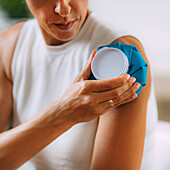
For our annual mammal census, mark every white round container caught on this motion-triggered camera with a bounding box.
[91,47,129,79]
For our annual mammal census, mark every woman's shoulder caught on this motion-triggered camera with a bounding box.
[0,21,26,81]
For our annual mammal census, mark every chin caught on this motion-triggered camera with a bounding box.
[54,32,77,43]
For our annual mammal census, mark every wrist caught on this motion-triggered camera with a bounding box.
[37,100,76,131]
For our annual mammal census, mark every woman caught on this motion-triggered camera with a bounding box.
[0,0,153,169]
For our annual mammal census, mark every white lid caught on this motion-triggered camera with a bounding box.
[91,47,129,79]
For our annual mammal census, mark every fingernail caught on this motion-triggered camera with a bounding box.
[132,77,136,83]
[136,83,141,88]
[132,93,137,99]
[127,74,130,80]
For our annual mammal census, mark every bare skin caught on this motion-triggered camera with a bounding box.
[0,0,150,169]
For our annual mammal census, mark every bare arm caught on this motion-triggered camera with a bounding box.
[0,56,12,131]
[0,22,25,132]
[0,24,141,170]
[0,32,75,166]
[0,23,75,169]
[90,36,151,170]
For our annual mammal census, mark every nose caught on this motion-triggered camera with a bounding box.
[54,0,71,17]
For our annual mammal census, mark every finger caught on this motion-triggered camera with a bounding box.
[95,92,137,116]
[81,50,97,79]
[94,77,136,103]
[111,93,138,108]
[101,82,140,109]
[97,81,140,108]
[73,50,97,83]
[96,90,139,115]
[86,74,130,92]
[112,82,141,105]
[96,99,116,115]
[120,93,138,105]
[94,100,115,116]
[101,93,137,114]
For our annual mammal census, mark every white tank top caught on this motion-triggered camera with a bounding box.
[11,12,158,170]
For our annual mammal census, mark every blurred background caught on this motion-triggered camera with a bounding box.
[0,0,170,169]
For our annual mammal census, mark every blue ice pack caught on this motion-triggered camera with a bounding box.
[89,42,148,96]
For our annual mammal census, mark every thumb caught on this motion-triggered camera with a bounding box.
[74,50,97,82]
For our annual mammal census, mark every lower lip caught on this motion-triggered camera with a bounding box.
[54,21,75,31]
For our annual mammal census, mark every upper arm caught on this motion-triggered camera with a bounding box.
[0,57,13,132]
[0,21,25,132]
[90,36,150,170]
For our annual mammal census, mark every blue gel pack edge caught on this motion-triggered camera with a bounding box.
[89,42,148,96]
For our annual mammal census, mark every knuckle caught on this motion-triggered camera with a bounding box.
[126,95,133,102]
[115,97,121,103]
[80,82,88,94]
[128,96,134,102]
[113,90,120,98]
[83,96,94,106]
[120,78,127,86]
[108,80,113,89]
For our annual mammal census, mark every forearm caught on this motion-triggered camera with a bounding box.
[0,101,75,170]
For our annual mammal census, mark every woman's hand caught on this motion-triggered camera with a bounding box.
[58,50,141,124]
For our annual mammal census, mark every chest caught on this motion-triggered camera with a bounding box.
[12,45,91,123]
